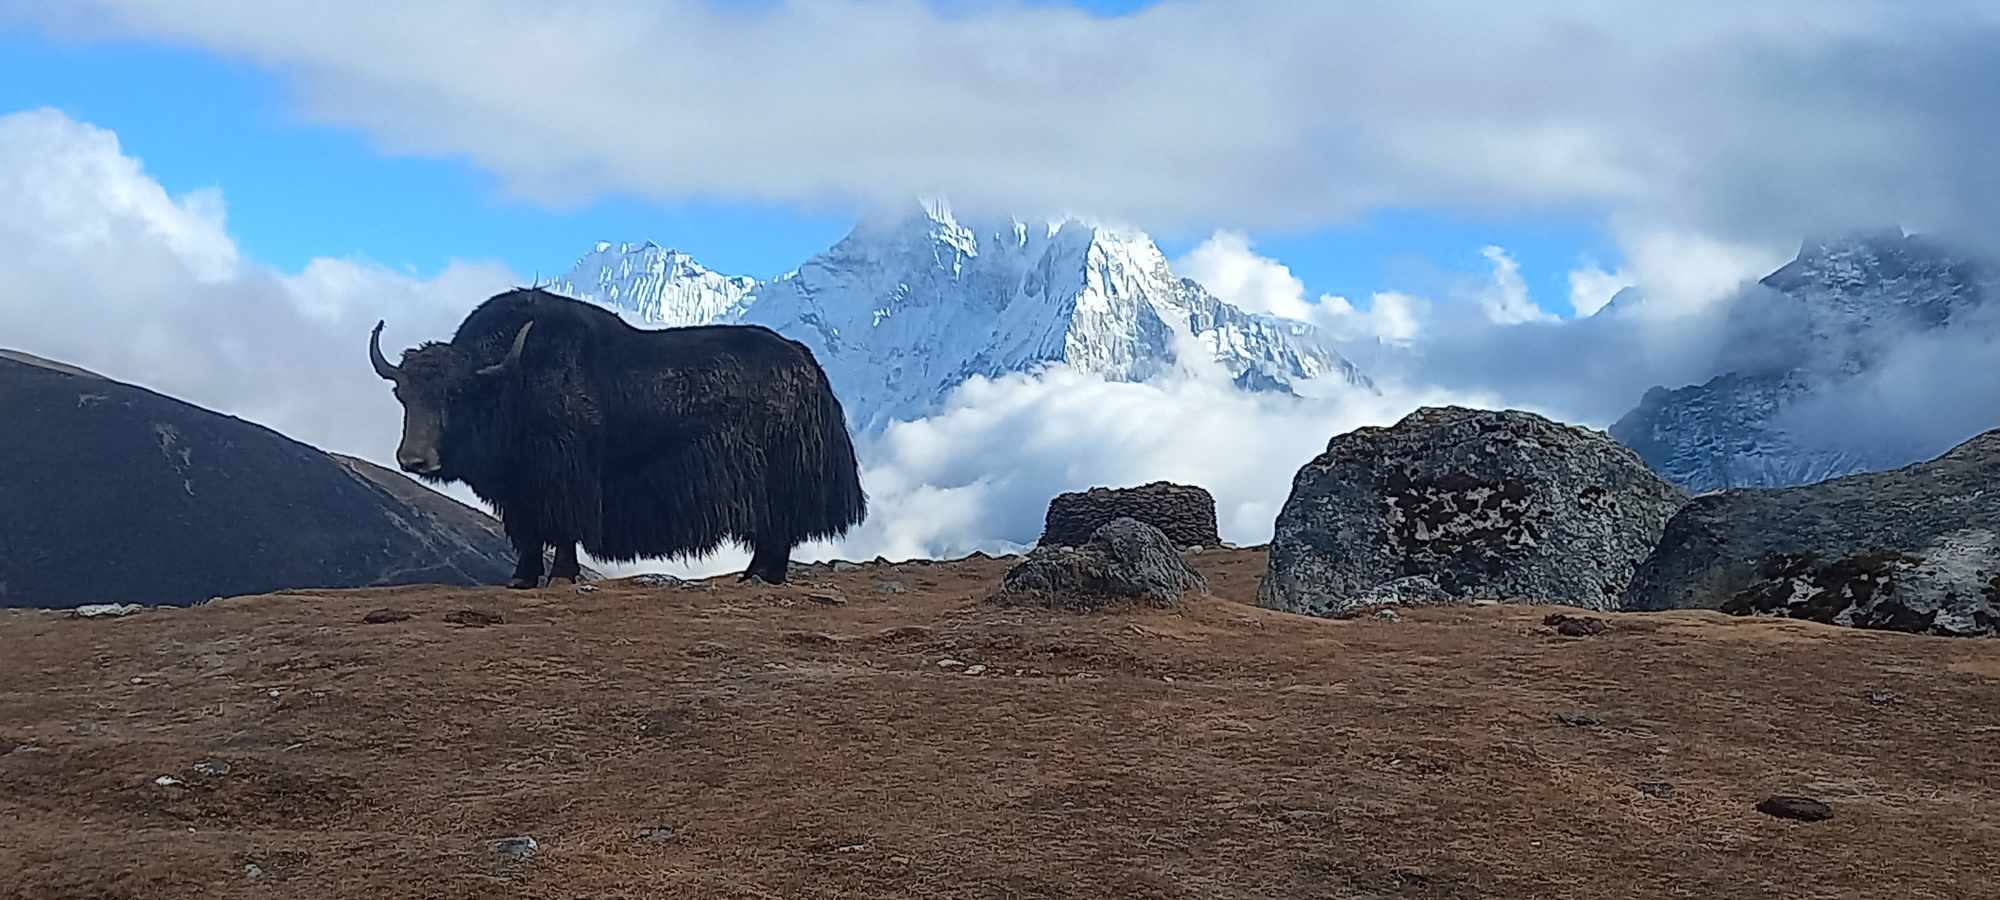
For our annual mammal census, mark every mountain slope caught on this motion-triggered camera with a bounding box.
[1609,229,1999,493]
[0,352,534,608]
[550,200,1373,432]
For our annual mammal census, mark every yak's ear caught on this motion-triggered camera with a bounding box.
[476,320,534,377]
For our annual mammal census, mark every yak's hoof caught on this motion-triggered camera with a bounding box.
[507,577,540,590]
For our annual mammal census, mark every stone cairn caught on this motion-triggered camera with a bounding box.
[1038,481,1221,550]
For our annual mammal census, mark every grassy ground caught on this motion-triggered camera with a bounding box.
[3,548,1996,899]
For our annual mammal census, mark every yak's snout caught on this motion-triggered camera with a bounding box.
[397,449,440,475]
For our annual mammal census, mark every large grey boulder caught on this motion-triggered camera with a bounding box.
[1038,481,1221,549]
[1258,406,1688,617]
[1623,429,2000,636]
[993,518,1207,611]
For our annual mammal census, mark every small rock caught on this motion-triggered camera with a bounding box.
[490,836,539,860]
[1866,691,1896,705]
[1375,608,1402,622]
[362,608,411,624]
[1756,795,1833,822]
[831,561,862,573]
[871,625,933,643]
[193,760,230,777]
[782,630,840,647]
[153,775,184,787]
[575,584,599,594]
[631,573,684,587]
[72,603,143,618]
[637,825,676,843]
[444,609,505,627]
[243,864,264,880]
[874,579,910,594]
[1553,711,1602,728]
[129,676,144,685]
[808,592,847,606]
[1636,782,1676,799]
[266,689,282,699]
[963,664,987,676]
[937,658,966,670]
[1544,612,1606,637]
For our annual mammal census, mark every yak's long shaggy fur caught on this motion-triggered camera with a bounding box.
[381,287,867,585]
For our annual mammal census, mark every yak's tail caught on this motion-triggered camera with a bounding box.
[785,361,868,543]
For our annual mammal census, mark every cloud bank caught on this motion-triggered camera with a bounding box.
[12,1,2000,250]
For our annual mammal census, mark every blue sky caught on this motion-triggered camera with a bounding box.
[0,15,1620,312]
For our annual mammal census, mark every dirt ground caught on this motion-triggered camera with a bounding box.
[3,548,1997,899]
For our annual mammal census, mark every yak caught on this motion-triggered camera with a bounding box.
[368,287,867,588]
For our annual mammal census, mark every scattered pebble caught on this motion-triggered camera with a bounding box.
[129,676,144,685]
[631,573,684,587]
[782,630,840,647]
[444,609,505,627]
[963,664,987,676]
[1636,782,1676,799]
[637,825,676,843]
[243,864,264,881]
[874,579,910,595]
[575,584,599,594]
[936,658,966,670]
[831,561,862,573]
[1554,711,1602,728]
[1756,795,1832,822]
[361,608,411,624]
[490,836,539,860]
[1866,691,1896,705]
[1375,608,1402,622]
[153,775,184,787]
[193,760,230,777]
[808,592,847,606]
[266,689,282,699]
[1543,613,1607,637]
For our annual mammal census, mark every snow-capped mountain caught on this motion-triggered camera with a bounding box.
[1609,228,1998,493]
[550,199,1373,432]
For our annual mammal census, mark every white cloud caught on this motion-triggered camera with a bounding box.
[0,107,516,503]
[1567,261,1631,317]
[1472,245,1555,325]
[1174,230,1423,344]
[15,1,2000,249]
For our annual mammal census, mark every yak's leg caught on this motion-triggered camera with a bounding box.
[548,541,582,585]
[506,522,545,590]
[741,532,793,585]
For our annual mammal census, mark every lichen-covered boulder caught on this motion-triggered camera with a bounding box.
[1038,481,1221,550]
[1623,429,2000,636]
[1258,406,1687,617]
[994,518,1207,611]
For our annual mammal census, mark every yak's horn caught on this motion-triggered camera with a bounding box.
[369,320,402,381]
[477,320,534,376]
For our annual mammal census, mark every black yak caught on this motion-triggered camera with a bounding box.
[368,287,867,587]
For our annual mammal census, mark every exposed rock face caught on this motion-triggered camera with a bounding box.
[1623,429,2000,636]
[1258,406,1688,617]
[1038,481,1221,549]
[993,518,1207,611]
[0,351,538,609]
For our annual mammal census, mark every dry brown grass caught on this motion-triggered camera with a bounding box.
[3,549,1996,899]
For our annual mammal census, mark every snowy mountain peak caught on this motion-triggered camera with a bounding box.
[1612,227,1999,493]
[554,201,1373,432]
[551,240,756,327]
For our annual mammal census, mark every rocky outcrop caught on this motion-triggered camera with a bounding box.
[1258,406,1688,617]
[1038,481,1221,549]
[0,351,535,609]
[993,518,1207,611]
[1623,429,2000,636]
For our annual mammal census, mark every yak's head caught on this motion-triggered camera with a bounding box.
[369,319,533,478]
